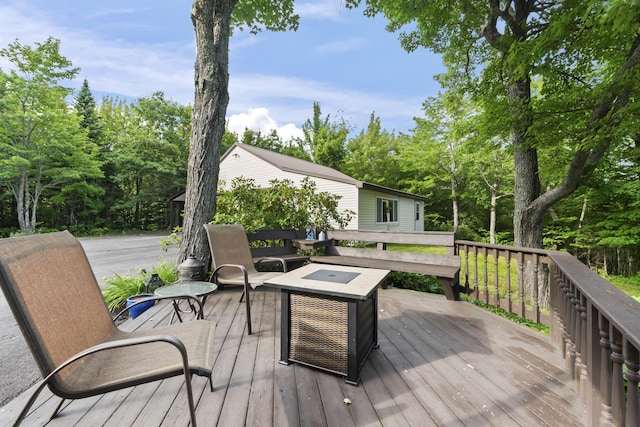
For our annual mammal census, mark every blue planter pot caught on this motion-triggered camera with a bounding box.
[126,294,155,319]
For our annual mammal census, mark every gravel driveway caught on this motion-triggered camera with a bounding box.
[0,233,179,407]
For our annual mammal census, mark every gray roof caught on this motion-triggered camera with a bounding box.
[223,143,429,202]
[224,143,359,185]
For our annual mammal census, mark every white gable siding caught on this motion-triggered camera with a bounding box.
[218,146,286,188]
[219,146,359,229]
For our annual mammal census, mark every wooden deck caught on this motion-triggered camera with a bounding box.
[0,286,586,426]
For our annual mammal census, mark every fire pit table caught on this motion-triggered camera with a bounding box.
[265,263,389,385]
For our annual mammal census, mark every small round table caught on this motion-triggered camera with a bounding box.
[154,281,217,322]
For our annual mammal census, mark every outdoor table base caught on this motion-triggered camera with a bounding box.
[266,264,389,386]
[154,280,217,323]
[279,288,378,385]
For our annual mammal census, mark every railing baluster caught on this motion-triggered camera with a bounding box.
[506,250,512,314]
[463,244,470,293]
[493,248,500,307]
[611,327,625,425]
[533,253,540,323]
[579,293,588,401]
[567,282,577,377]
[573,287,583,393]
[518,251,525,317]
[473,246,479,300]
[483,247,489,304]
[599,314,614,426]
[625,341,639,427]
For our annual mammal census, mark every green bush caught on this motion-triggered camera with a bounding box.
[386,271,443,294]
[102,262,178,312]
[214,176,353,232]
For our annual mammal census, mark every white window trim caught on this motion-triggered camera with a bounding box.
[376,197,399,224]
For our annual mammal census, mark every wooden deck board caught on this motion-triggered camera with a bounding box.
[0,286,587,426]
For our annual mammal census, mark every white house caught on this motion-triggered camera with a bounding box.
[215,143,427,231]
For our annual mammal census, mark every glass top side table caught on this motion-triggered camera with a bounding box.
[154,280,217,322]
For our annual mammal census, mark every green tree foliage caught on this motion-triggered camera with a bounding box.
[414,91,513,242]
[47,78,107,228]
[239,128,311,161]
[214,176,353,233]
[547,138,640,275]
[99,92,191,229]
[347,0,640,250]
[75,79,102,142]
[342,113,403,189]
[0,38,102,233]
[299,102,348,170]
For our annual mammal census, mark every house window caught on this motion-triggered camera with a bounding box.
[376,197,398,223]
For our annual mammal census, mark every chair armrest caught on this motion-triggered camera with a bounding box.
[112,294,204,322]
[14,333,193,426]
[211,264,249,284]
[254,257,288,272]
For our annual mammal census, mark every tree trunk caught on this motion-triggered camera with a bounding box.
[489,187,497,244]
[179,0,236,268]
[578,196,588,229]
[509,77,542,249]
[451,172,459,233]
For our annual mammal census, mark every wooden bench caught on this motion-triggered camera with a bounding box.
[246,229,310,271]
[310,229,464,301]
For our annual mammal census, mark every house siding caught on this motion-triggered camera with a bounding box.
[219,145,359,229]
[358,189,422,232]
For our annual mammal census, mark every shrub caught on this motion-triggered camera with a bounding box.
[386,271,443,294]
[102,262,178,312]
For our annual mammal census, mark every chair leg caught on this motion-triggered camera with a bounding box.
[183,370,197,427]
[244,282,252,335]
[50,398,66,420]
[13,379,52,426]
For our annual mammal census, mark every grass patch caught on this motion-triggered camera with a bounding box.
[465,298,550,334]
[606,275,640,300]
[387,243,447,255]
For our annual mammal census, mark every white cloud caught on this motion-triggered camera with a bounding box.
[227,108,304,141]
[0,1,431,135]
[228,74,424,132]
[296,0,349,21]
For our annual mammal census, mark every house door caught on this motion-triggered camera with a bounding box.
[414,202,423,231]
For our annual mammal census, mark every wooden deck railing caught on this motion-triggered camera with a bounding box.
[455,240,640,427]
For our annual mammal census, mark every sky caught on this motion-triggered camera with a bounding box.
[0,0,446,140]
